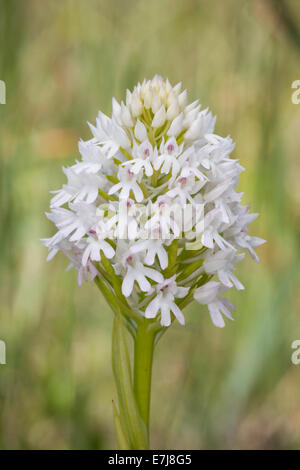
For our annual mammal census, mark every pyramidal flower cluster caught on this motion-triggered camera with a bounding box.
[43,76,265,328]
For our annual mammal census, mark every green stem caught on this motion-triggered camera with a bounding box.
[133,319,155,444]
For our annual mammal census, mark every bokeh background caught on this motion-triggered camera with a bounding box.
[1,0,300,449]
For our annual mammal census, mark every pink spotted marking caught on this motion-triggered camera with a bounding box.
[143,148,150,158]
[167,144,175,154]
[178,177,187,187]
[126,255,134,265]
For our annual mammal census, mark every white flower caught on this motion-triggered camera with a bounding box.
[109,166,144,202]
[184,108,216,141]
[46,202,98,244]
[130,229,169,270]
[200,208,234,250]
[154,137,183,177]
[233,233,265,263]
[115,199,146,240]
[82,233,115,266]
[178,146,207,181]
[223,205,266,263]
[65,244,99,286]
[194,281,234,328]
[43,76,264,327]
[122,140,155,177]
[76,262,98,286]
[145,196,181,239]
[89,111,130,157]
[203,249,245,290]
[73,140,109,174]
[145,277,189,326]
[50,168,105,208]
[166,175,203,206]
[120,252,163,297]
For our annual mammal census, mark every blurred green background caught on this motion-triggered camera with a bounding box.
[0,0,300,449]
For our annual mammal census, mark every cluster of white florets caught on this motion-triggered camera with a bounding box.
[43,76,264,328]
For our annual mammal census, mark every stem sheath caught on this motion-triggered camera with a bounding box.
[133,320,155,440]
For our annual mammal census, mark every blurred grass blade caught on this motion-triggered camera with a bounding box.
[112,401,131,450]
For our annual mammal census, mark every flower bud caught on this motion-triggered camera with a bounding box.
[152,105,166,128]
[167,112,183,137]
[134,120,148,141]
